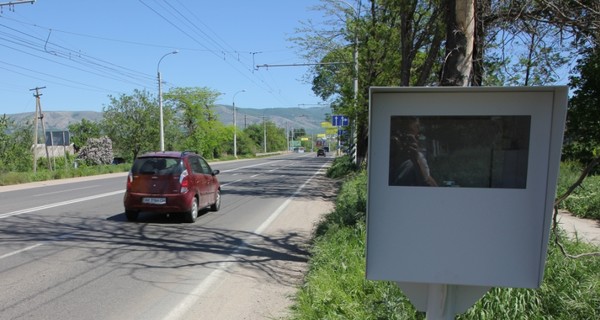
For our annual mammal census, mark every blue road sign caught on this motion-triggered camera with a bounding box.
[332,115,349,127]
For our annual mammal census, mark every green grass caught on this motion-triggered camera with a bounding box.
[289,167,600,320]
[557,161,600,220]
[0,152,261,186]
[290,222,423,320]
[0,163,130,186]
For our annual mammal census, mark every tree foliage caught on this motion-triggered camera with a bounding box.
[293,0,598,163]
[244,121,287,153]
[102,89,161,160]
[563,48,600,165]
[164,87,225,158]
[68,118,102,150]
[0,115,33,172]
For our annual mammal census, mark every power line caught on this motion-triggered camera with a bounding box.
[139,0,301,106]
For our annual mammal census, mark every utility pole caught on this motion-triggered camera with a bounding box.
[30,86,52,172]
[263,116,267,153]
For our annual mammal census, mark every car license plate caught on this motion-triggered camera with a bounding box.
[142,197,166,205]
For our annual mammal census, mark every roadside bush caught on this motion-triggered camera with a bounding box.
[562,176,600,220]
[326,155,357,179]
[0,163,130,186]
[557,161,600,220]
[315,170,367,237]
[556,161,582,198]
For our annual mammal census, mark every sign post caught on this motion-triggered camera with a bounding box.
[366,87,568,318]
[332,115,349,155]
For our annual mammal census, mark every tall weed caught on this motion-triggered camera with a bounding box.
[315,170,367,237]
[326,155,357,179]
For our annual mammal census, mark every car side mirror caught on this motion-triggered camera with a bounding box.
[212,169,220,176]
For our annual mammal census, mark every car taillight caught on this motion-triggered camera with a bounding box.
[179,170,189,193]
[126,171,133,190]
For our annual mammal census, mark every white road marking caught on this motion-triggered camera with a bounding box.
[220,179,242,187]
[33,185,99,197]
[0,243,44,260]
[0,190,124,219]
[219,162,267,173]
[0,232,77,260]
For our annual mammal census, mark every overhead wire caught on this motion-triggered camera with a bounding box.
[1,23,155,84]
[140,0,298,106]
[0,60,122,94]
[0,17,158,94]
[0,32,152,89]
[0,2,311,108]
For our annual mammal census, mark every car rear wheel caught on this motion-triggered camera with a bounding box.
[125,210,138,222]
[184,197,199,223]
[210,190,221,212]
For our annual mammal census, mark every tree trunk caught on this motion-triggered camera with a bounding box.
[441,0,475,86]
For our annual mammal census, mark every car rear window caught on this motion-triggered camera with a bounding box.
[131,157,182,176]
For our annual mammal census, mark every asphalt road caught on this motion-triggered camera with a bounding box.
[0,153,334,320]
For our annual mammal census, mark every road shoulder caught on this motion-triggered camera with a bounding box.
[181,168,338,319]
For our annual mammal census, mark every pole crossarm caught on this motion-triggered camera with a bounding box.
[0,0,35,7]
[255,62,350,69]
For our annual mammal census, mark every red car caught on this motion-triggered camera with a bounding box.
[123,151,221,223]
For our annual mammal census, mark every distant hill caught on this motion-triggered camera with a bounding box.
[5,105,331,135]
[213,104,331,135]
[6,111,104,131]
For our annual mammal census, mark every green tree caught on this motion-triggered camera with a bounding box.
[164,87,222,158]
[236,128,259,156]
[294,0,446,164]
[563,48,600,165]
[266,122,287,152]
[292,128,307,140]
[244,121,286,153]
[0,115,33,172]
[68,118,102,149]
[102,89,161,160]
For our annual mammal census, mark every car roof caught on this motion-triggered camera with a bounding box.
[137,151,199,159]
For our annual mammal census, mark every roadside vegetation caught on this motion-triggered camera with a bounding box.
[289,157,600,319]
[557,161,600,220]
[0,87,298,187]
[0,157,130,186]
[0,149,252,186]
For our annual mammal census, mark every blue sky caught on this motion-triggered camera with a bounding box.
[0,0,330,115]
